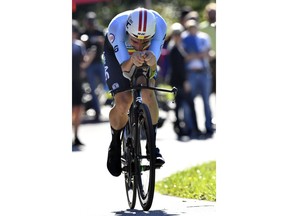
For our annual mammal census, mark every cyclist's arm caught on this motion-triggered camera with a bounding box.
[123,49,158,71]
[121,57,134,72]
[148,11,167,61]
[107,12,132,69]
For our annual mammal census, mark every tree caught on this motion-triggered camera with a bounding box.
[73,0,216,28]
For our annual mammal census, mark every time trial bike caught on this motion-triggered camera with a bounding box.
[120,64,177,211]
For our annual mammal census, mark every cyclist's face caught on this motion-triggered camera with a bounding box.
[129,36,151,51]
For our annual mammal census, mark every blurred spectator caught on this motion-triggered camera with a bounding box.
[167,23,202,140]
[199,2,216,94]
[180,6,193,26]
[183,10,199,24]
[72,20,86,149]
[158,6,193,82]
[80,11,106,122]
[157,6,196,85]
[182,19,215,138]
[72,19,97,149]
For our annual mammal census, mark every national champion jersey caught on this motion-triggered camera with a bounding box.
[106,10,167,65]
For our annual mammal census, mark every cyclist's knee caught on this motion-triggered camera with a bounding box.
[142,89,156,102]
[114,92,132,110]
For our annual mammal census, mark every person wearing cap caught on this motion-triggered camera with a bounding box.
[103,7,167,177]
[181,19,215,139]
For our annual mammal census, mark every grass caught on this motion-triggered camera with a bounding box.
[155,161,216,201]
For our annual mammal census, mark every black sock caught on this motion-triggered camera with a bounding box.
[110,126,123,145]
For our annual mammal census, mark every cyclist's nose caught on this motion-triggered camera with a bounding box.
[134,43,144,51]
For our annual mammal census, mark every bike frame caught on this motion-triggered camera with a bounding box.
[121,66,177,211]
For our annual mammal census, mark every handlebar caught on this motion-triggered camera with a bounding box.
[111,64,178,100]
[131,85,178,101]
[130,64,178,99]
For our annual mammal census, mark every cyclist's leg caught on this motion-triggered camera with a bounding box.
[141,78,158,125]
[107,91,132,176]
[104,35,133,176]
[109,92,132,130]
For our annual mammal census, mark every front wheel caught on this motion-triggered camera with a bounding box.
[134,103,156,211]
[122,126,137,209]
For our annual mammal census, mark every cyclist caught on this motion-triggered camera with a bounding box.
[104,7,167,177]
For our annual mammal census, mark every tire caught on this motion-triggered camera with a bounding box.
[134,103,156,211]
[122,126,137,209]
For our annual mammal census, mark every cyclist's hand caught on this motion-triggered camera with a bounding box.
[142,51,156,67]
[131,51,146,67]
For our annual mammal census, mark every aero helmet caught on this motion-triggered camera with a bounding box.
[126,8,156,39]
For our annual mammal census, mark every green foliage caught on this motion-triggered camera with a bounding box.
[156,84,175,102]
[154,0,216,24]
[155,161,216,201]
[73,0,216,28]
